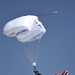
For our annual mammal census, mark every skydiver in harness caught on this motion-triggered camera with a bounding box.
[32,62,42,75]
[33,70,42,75]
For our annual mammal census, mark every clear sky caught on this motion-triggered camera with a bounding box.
[0,0,75,75]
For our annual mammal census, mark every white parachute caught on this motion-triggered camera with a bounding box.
[3,15,46,68]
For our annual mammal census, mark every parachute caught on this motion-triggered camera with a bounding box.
[3,15,46,68]
[52,11,57,14]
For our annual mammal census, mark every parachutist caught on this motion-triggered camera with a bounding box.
[33,70,42,75]
[32,63,42,75]
[51,11,58,15]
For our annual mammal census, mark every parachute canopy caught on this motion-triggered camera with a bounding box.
[52,11,57,14]
[3,15,46,43]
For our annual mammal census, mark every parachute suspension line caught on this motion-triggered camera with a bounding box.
[18,42,33,64]
[23,43,34,65]
[22,41,40,65]
[30,29,43,65]
[23,46,33,64]
[31,39,40,64]
[32,38,42,70]
[22,34,43,65]
[35,38,42,64]
[17,38,43,66]
[18,40,40,65]
[30,30,39,64]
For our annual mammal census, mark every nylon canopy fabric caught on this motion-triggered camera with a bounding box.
[3,15,46,42]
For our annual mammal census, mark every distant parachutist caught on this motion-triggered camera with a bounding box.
[52,11,58,15]
[32,62,42,75]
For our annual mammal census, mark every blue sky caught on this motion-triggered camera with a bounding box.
[0,0,75,75]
